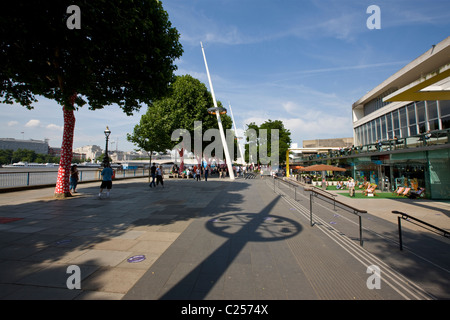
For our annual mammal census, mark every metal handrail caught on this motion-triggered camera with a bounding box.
[392,210,450,250]
[295,128,450,163]
[275,176,367,246]
[0,167,151,191]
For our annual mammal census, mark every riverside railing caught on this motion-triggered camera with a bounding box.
[0,167,152,189]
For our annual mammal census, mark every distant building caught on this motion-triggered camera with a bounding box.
[303,138,353,149]
[0,138,49,154]
[73,145,102,161]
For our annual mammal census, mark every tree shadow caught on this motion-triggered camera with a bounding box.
[0,178,251,299]
[148,195,303,299]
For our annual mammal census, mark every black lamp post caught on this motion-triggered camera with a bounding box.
[103,126,111,167]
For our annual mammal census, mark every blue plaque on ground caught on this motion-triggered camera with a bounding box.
[127,255,146,263]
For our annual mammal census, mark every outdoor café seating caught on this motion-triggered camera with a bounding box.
[364,184,377,196]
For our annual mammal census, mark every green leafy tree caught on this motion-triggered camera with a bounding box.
[140,75,233,166]
[127,103,174,178]
[0,0,182,197]
[12,149,36,163]
[0,150,13,165]
[245,120,291,165]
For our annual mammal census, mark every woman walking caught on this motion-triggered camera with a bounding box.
[156,165,164,188]
[69,165,79,193]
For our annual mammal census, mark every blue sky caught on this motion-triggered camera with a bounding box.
[2,0,450,152]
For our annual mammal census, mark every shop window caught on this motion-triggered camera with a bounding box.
[376,118,382,140]
[416,101,426,123]
[407,103,416,125]
[427,101,438,119]
[441,115,450,130]
[371,120,376,143]
[381,116,387,139]
[418,122,427,134]
[401,127,408,138]
[439,100,450,117]
[427,101,439,131]
[429,119,439,131]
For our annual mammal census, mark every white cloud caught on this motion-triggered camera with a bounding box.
[8,121,18,126]
[25,119,41,128]
[46,124,63,131]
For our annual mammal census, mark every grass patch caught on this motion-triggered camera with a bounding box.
[337,191,405,199]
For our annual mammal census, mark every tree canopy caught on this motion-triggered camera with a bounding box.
[245,119,291,165]
[0,0,183,112]
[126,102,174,164]
[128,75,235,163]
[0,0,183,196]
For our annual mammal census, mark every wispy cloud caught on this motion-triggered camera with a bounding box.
[271,60,410,80]
[25,119,41,128]
[46,124,63,131]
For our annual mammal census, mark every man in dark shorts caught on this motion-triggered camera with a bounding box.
[149,162,157,188]
[99,163,114,198]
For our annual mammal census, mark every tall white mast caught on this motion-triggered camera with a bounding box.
[201,42,235,180]
[228,102,245,165]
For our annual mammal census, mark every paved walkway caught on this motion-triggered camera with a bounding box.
[0,175,449,300]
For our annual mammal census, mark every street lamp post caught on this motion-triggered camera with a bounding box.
[103,126,111,167]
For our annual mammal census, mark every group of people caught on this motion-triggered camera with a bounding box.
[149,163,164,188]
[68,161,241,198]
[69,163,115,198]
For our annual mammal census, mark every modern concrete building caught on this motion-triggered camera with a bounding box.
[303,138,353,149]
[352,36,450,145]
[0,138,49,154]
[294,36,450,200]
[349,36,450,199]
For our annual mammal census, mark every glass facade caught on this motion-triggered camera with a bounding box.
[355,100,450,145]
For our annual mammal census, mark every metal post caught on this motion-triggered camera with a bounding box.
[398,216,403,251]
[294,186,297,201]
[310,192,313,226]
[359,215,363,246]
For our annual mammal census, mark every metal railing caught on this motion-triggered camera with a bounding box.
[294,128,450,163]
[392,210,450,250]
[0,168,152,190]
[274,177,367,246]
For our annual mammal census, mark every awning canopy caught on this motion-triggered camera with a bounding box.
[384,63,450,102]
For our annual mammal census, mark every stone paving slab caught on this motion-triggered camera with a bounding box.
[0,176,449,301]
[124,177,446,300]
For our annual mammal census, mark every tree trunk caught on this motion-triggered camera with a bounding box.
[54,104,76,198]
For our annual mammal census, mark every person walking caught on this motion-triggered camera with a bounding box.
[204,165,209,181]
[156,165,164,188]
[348,178,355,197]
[69,165,79,193]
[149,162,157,188]
[98,163,113,198]
[196,167,201,181]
